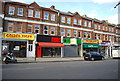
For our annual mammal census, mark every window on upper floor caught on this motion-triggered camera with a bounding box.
[67,29,71,37]
[102,26,105,30]
[84,32,87,38]
[98,25,101,30]
[51,14,55,21]
[34,25,40,33]
[88,32,91,39]
[61,28,65,36]
[35,11,40,18]
[94,34,97,39]
[83,21,87,27]
[61,16,65,23]
[50,27,55,35]
[16,23,22,32]
[43,26,48,35]
[67,17,71,24]
[116,29,118,33]
[112,28,114,32]
[106,27,108,31]
[28,9,33,17]
[74,19,77,25]
[97,34,100,40]
[94,24,97,29]
[18,8,23,16]
[44,12,49,20]
[78,20,82,25]
[9,6,15,15]
[8,22,14,32]
[88,22,91,27]
[73,30,77,37]
[78,31,81,38]
[27,24,32,33]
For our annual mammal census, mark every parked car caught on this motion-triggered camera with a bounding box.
[84,52,104,61]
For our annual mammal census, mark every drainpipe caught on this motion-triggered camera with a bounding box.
[80,38,83,57]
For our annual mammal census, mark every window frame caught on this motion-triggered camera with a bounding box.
[35,11,40,18]
[16,22,22,32]
[66,29,71,37]
[43,26,49,35]
[34,25,40,33]
[67,17,71,24]
[27,24,32,33]
[61,28,65,36]
[9,6,15,15]
[28,9,33,17]
[8,22,14,32]
[74,19,77,25]
[50,27,55,35]
[61,16,65,23]
[44,12,49,20]
[51,14,55,21]
[18,8,23,16]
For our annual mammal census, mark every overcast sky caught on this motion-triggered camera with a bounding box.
[10,0,119,24]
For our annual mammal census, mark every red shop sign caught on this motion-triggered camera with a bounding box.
[51,37,61,43]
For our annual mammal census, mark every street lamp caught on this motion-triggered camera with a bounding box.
[114,1,120,8]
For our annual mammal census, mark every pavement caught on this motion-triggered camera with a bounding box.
[16,56,111,63]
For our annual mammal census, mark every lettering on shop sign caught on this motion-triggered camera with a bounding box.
[83,40,98,44]
[3,33,34,40]
[51,37,61,43]
[88,45,98,48]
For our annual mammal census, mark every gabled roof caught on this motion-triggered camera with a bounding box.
[73,12,81,16]
[82,15,93,21]
[60,11,73,16]
[29,2,41,8]
[5,1,28,6]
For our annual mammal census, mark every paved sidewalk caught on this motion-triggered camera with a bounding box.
[16,57,84,63]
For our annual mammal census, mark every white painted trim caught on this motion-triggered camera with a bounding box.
[0,14,4,18]
[5,17,58,26]
[93,31,116,35]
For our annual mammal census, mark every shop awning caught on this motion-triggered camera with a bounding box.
[37,42,64,47]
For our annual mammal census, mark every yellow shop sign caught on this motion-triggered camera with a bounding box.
[2,33,34,40]
[83,40,98,44]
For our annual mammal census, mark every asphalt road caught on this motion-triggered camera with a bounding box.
[2,59,119,79]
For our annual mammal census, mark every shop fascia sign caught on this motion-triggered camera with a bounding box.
[2,33,34,40]
[70,38,77,45]
[99,42,110,46]
[83,40,99,44]
[83,43,100,48]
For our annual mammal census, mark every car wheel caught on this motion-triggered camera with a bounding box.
[102,57,105,60]
[91,58,95,61]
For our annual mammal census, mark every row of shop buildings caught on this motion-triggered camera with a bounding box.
[0,1,120,58]
[1,32,119,58]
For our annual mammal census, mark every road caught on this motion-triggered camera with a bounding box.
[2,59,119,79]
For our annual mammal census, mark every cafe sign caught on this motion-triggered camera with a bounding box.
[83,40,98,44]
[2,33,34,40]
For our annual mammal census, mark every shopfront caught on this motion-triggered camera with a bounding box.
[36,35,64,57]
[62,38,82,57]
[2,33,35,57]
[83,40,100,56]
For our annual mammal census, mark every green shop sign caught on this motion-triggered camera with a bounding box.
[77,39,82,44]
[83,43,100,48]
[62,38,70,43]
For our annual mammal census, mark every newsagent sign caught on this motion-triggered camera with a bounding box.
[2,33,34,40]
[83,40,99,44]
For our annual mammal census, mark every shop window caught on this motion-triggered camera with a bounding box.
[78,31,81,38]
[8,22,14,32]
[28,9,33,17]
[61,16,65,23]
[50,27,55,35]
[44,12,49,20]
[88,22,91,27]
[28,45,32,51]
[18,8,23,16]
[9,6,15,15]
[74,30,77,37]
[67,17,71,24]
[61,29,65,36]
[16,23,22,32]
[74,19,77,25]
[94,24,97,29]
[43,26,48,35]
[83,21,87,27]
[35,11,40,18]
[67,29,71,37]
[27,24,32,33]
[51,14,55,21]
[78,20,82,25]
[34,25,40,33]
[88,32,91,39]
[98,25,101,30]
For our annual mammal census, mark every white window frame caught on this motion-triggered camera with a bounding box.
[98,25,101,30]
[112,28,114,32]
[44,12,49,20]
[78,20,82,25]
[61,16,65,23]
[94,24,97,29]
[67,17,71,24]
[84,32,87,38]
[51,14,55,21]
[18,8,23,16]
[34,25,40,33]
[35,11,40,18]
[43,26,48,35]
[27,24,32,33]
[8,22,14,32]
[88,32,91,39]
[16,22,22,32]
[28,9,33,17]
[78,31,81,38]
[88,22,91,27]
[73,30,77,37]
[61,29,65,36]
[9,6,15,15]
[67,29,71,37]
[74,19,77,25]
[83,21,87,27]
[50,27,55,35]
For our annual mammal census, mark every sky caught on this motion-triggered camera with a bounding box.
[10,0,119,24]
